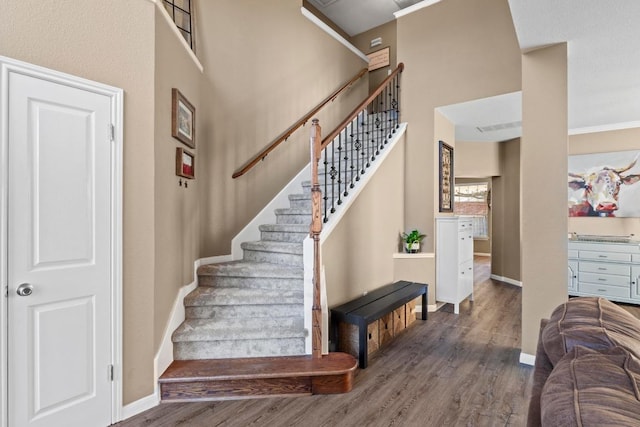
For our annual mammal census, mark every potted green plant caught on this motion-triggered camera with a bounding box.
[401,229,426,253]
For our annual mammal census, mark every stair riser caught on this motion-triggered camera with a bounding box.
[186,293,303,307]
[186,304,303,319]
[174,338,306,360]
[288,198,311,209]
[275,213,311,225]
[260,230,308,243]
[160,377,312,402]
[243,249,303,266]
[198,275,302,290]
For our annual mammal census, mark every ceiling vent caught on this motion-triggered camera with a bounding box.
[476,120,522,133]
[312,0,339,7]
[393,0,423,9]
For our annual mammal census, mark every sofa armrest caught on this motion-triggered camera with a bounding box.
[527,318,552,427]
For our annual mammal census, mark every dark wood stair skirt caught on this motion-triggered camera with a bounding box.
[159,352,358,402]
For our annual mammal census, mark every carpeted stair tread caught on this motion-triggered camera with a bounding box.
[197,260,303,279]
[241,240,303,254]
[274,207,312,216]
[172,317,305,342]
[259,223,309,233]
[184,286,303,306]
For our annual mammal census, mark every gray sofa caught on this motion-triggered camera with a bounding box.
[528,297,640,426]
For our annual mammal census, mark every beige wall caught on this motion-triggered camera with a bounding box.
[456,141,501,178]
[491,139,521,281]
[521,43,568,356]
[196,0,369,256]
[0,0,158,403]
[323,135,406,307]
[397,0,521,252]
[393,255,436,307]
[153,8,205,350]
[568,127,640,238]
[351,20,398,93]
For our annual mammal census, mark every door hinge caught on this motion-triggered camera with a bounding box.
[109,124,115,142]
[108,364,114,381]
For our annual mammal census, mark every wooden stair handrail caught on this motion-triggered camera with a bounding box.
[232,67,368,179]
[320,63,404,151]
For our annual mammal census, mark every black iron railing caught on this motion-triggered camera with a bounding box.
[317,63,404,223]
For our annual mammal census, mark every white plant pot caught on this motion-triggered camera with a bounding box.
[406,242,420,253]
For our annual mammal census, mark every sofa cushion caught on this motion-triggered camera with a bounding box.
[541,346,640,427]
[541,297,640,365]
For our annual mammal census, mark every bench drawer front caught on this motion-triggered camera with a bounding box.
[406,299,418,327]
[380,313,394,346]
[393,306,406,335]
[367,321,379,354]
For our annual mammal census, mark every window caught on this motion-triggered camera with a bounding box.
[454,183,489,239]
[163,0,194,49]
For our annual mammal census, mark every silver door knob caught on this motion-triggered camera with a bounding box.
[16,283,33,297]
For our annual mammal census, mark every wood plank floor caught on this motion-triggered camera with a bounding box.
[114,256,534,426]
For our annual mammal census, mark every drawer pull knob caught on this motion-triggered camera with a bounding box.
[598,278,607,281]
[598,255,608,258]
[598,267,607,271]
[598,289,607,292]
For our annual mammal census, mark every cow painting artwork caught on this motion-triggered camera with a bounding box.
[568,150,640,217]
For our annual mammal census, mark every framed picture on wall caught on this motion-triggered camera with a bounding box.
[176,147,195,179]
[439,140,454,212]
[172,88,196,148]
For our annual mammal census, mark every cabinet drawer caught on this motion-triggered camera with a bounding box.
[458,220,472,231]
[580,272,630,287]
[579,261,630,276]
[579,251,631,262]
[579,282,630,299]
[633,254,640,263]
[568,249,579,259]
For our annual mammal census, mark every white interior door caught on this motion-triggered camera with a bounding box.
[6,68,114,427]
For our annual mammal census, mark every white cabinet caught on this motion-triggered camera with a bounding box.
[568,240,640,304]
[436,217,474,314]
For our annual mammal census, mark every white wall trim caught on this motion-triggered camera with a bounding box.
[232,164,311,260]
[301,7,370,63]
[474,252,491,257]
[393,252,435,259]
[569,120,640,135]
[519,352,536,366]
[490,274,522,287]
[394,0,443,19]
[150,0,204,73]
[121,393,159,421]
[0,56,124,427]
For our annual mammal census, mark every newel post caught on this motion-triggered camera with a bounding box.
[310,118,323,358]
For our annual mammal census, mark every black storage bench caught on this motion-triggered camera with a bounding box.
[330,281,428,369]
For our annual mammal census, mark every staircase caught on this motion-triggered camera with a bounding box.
[160,64,405,401]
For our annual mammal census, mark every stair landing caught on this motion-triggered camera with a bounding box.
[159,352,358,402]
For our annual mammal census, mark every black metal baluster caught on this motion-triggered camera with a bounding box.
[336,134,343,206]
[349,122,356,188]
[375,93,382,155]
[330,140,337,214]
[323,148,329,223]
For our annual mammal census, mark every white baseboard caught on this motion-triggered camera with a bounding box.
[121,392,159,421]
[490,274,522,287]
[519,352,535,366]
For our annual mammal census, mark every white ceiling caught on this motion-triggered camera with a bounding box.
[308,0,640,142]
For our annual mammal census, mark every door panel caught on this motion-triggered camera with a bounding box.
[7,71,112,427]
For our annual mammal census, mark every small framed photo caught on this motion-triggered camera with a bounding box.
[176,147,195,179]
[172,88,195,148]
[439,140,454,212]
